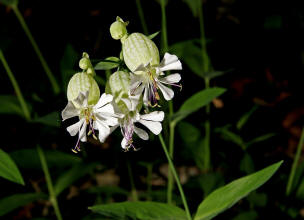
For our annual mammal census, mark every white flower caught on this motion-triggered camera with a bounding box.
[130,53,182,107]
[62,91,119,153]
[119,110,165,151]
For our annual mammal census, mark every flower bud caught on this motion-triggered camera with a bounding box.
[79,52,95,76]
[122,33,159,74]
[110,16,128,40]
[67,72,100,106]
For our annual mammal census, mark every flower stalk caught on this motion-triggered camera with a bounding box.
[11,5,60,95]
[159,134,192,220]
[37,146,63,220]
[0,49,31,121]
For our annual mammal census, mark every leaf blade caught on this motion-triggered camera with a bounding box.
[90,201,187,220]
[0,149,24,185]
[194,161,283,220]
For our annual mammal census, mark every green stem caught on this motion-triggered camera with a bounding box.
[0,50,31,121]
[160,0,168,53]
[37,146,63,220]
[198,1,212,170]
[204,78,211,170]
[167,122,175,204]
[135,0,148,35]
[127,160,138,201]
[12,5,60,95]
[159,134,192,220]
[286,127,304,196]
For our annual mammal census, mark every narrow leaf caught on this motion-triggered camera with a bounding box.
[246,133,276,148]
[54,162,99,196]
[194,161,283,220]
[95,57,120,70]
[236,106,258,130]
[0,193,47,216]
[90,201,187,220]
[173,88,226,123]
[148,31,160,40]
[0,149,24,185]
[31,112,61,127]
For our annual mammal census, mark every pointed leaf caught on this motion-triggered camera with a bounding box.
[95,57,120,70]
[90,201,187,220]
[194,161,283,220]
[236,106,258,130]
[148,31,160,40]
[32,112,61,127]
[173,88,226,123]
[0,149,24,185]
[0,193,47,216]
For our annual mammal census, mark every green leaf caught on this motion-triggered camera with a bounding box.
[173,88,226,123]
[0,149,24,185]
[236,106,258,130]
[0,193,47,216]
[216,128,245,150]
[194,161,283,220]
[32,112,60,127]
[0,0,18,6]
[10,149,82,170]
[246,133,276,148]
[60,44,79,93]
[170,40,203,78]
[0,95,25,117]
[54,162,99,196]
[90,201,187,220]
[148,31,160,40]
[95,57,120,70]
[183,0,200,17]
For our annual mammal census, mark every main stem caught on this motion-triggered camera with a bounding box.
[0,50,31,121]
[286,127,304,195]
[198,1,211,170]
[159,134,192,220]
[135,0,148,35]
[12,5,60,95]
[37,146,63,220]
[160,0,175,204]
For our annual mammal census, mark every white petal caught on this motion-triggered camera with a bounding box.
[121,137,128,149]
[140,111,164,122]
[133,63,147,72]
[143,86,149,106]
[95,113,119,127]
[94,103,115,114]
[134,126,149,140]
[79,122,87,142]
[61,101,80,121]
[158,53,182,72]
[157,82,174,100]
[66,118,85,136]
[74,91,89,107]
[95,120,110,143]
[94,93,113,109]
[138,120,162,135]
[159,73,181,84]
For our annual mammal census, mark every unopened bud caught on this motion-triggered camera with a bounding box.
[110,16,128,40]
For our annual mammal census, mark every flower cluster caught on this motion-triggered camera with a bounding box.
[62,16,182,152]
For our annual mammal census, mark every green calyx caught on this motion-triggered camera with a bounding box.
[122,33,160,74]
[79,52,95,76]
[110,16,129,40]
[67,72,100,107]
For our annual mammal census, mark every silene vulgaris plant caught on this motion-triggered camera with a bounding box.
[58,17,283,220]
